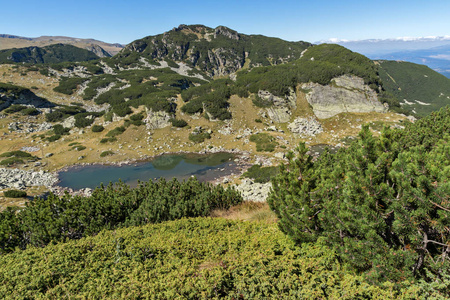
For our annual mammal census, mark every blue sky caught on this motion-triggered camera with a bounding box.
[1,0,449,44]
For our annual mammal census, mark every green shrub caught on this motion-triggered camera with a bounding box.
[91,125,104,132]
[72,145,86,151]
[4,104,27,114]
[52,124,70,136]
[170,118,188,127]
[46,134,61,142]
[106,126,126,137]
[100,150,114,157]
[3,190,27,198]
[21,107,40,116]
[100,137,117,143]
[0,157,24,166]
[0,151,33,158]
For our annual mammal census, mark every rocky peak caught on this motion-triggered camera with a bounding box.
[214,26,240,40]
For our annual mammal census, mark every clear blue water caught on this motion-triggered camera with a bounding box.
[57,152,236,190]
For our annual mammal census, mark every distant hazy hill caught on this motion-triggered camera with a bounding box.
[115,24,312,77]
[0,44,100,64]
[377,60,450,116]
[0,34,123,56]
[332,37,450,78]
[374,45,450,78]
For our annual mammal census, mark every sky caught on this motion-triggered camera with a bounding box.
[1,0,450,45]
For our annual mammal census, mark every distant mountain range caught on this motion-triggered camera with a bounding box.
[0,34,124,57]
[0,44,100,64]
[328,37,450,78]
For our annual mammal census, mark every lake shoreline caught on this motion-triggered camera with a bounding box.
[51,150,253,196]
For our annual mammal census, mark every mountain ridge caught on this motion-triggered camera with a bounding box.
[0,34,124,56]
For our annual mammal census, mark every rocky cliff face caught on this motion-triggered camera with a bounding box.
[302,75,387,119]
[258,88,297,123]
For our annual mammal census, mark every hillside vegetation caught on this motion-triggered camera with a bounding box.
[377,60,450,116]
[269,106,450,289]
[0,44,100,64]
[0,217,439,299]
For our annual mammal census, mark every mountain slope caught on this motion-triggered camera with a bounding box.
[0,34,123,56]
[377,60,450,116]
[374,44,450,78]
[0,44,100,64]
[114,24,312,77]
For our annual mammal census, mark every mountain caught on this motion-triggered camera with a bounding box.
[374,44,450,78]
[116,24,312,77]
[377,60,450,116]
[329,37,450,78]
[0,34,123,56]
[0,44,100,64]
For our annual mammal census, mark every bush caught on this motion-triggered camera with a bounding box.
[3,105,26,114]
[0,151,33,158]
[72,145,86,151]
[170,118,188,128]
[100,137,117,144]
[91,125,104,132]
[0,157,24,166]
[21,107,40,116]
[52,124,70,136]
[106,126,126,137]
[100,150,114,157]
[3,190,27,198]
[46,134,61,142]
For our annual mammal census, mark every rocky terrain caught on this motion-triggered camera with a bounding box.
[0,168,57,190]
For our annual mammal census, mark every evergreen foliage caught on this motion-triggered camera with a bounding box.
[91,124,105,132]
[0,178,241,254]
[3,190,27,198]
[0,217,445,298]
[268,106,450,283]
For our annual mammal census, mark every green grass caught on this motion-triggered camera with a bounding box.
[249,133,278,152]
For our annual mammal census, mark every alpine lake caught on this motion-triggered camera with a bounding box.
[57,152,237,190]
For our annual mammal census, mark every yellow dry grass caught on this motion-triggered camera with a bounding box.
[210,201,277,223]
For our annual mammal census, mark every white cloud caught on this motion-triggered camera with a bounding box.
[429,54,450,60]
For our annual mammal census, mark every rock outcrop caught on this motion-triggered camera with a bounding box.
[144,109,172,130]
[258,88,297,123]
[235,178,272,202]
[302,75,386,119]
